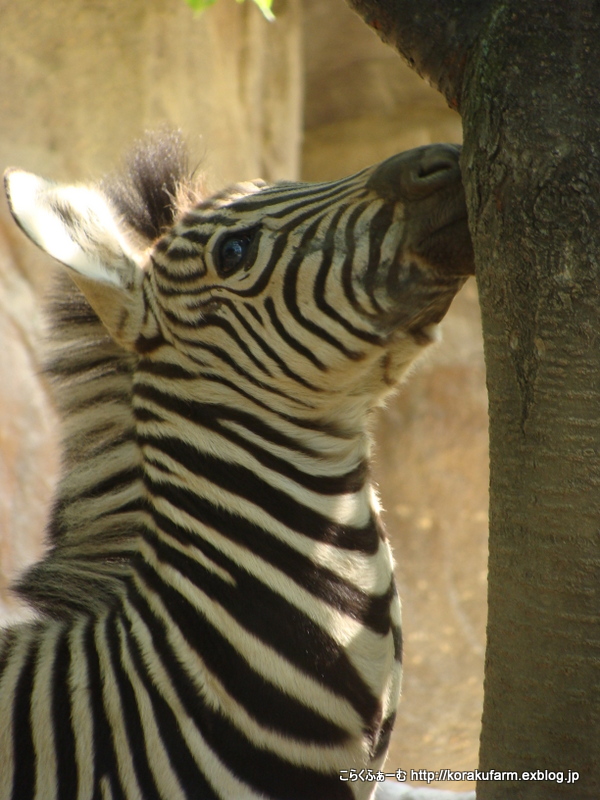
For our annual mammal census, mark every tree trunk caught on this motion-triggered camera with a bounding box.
[346,1,600,797]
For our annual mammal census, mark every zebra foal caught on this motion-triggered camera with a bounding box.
[1,133,474,800]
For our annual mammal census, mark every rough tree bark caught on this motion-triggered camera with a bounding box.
[345,1,600,798]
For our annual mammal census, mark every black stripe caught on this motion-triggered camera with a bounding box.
[135,332,167,354]
[280,224,365,360]
[58,389,132,416]
[263,295,327,370]
[136,512,379,725]
[164,334,313,407]
[150,254,206,284]
[14,562,130,618]
[119,601,221,799]
[143,435,379,554]
[162,307,274,378]
[210,415,364,493]
[136,363,351,438]
[0,628,19,680]
[177,210,257,229]
[259,185,362,220]
[11,638,37,800]
[62,429,135,462]
[200,400,325,455]
[129,559,348,743]
[93,496,145,522]
[104,611,160,799]
[313,208,385,346]
[180,227,211,245]
[392,621,403,662]
[46,352,130,380]
[162,245,199,262]
[85,618,126,800]
[226,301,323,390]
[52,628,78,798]
[362,202,397,313]
[48,298,98,329]
[150,502,392,635]
[372,711,397,760]
[68,465,140,503]
[59,546,140,565]
[224,178,364,216]
[342,204,372,316]
[134,370,332,453]
[243,301,265,327]
[135,383,360,492]
[136,359,198,381]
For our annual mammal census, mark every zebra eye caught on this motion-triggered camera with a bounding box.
[217,233,252,276]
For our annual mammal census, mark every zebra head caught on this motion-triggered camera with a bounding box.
[4,135,473,428]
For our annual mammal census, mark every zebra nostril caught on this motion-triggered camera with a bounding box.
[367,143,462,201]
[417,147,461,180]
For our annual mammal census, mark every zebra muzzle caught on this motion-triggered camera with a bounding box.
[368,143,475,279]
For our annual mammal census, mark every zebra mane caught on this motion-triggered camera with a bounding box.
[13,271,139,615]
[16,133,204,615]
[100,129,203,242]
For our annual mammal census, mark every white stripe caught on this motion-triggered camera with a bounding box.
[31,622,63,800]
[95,613,143,800]
[68,617,95,800]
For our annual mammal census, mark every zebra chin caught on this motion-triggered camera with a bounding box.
[370,260,468,336]
[363,143,474,338]
[366,143,474,279]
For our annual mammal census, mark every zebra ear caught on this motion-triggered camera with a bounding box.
[4,168,145,347]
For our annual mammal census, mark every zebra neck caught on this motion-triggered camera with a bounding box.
[19,310,383,619]
[136,391,384,562]
[136,397,392,651]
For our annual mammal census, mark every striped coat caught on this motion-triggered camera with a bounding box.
[1,133,473,800]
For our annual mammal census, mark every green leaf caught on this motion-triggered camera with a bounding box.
[184,0,218,11]
[184,0,275,21]
[238,0,275,22]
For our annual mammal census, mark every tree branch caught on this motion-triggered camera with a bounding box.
[345,0,490,109]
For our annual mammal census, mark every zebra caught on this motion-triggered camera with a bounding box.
[1,131,474,800]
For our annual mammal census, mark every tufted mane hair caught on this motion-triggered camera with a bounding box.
[100,129,203,242]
